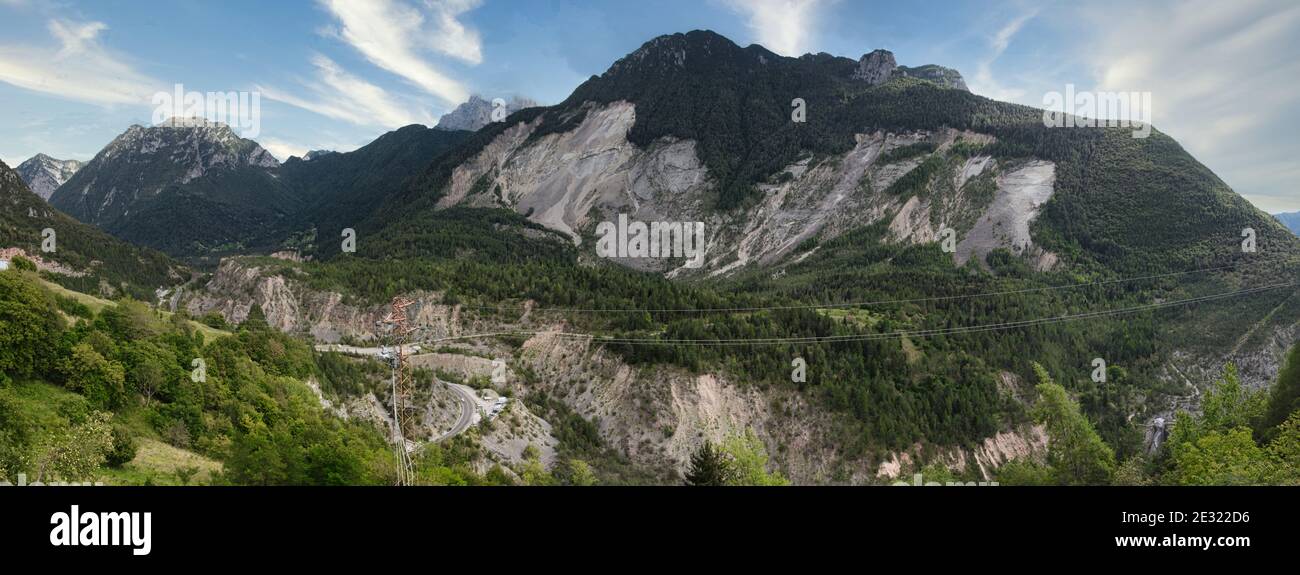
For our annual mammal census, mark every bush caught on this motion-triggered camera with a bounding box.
[199,311,228,330]
[55,295,93,319]
[106,425,137,468]
[11,255,37,272]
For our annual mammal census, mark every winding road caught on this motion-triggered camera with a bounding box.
[316,344,481,442]
[435,382,480,442]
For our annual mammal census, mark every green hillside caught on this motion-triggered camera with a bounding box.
[0,160,184,299]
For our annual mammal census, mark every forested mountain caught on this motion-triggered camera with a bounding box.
[261,29,1294,479]
[273,125,471,256]
[8,29,1299,486]
[0,159,183,298]
[43,120,472,263]
[366,30,1297,277]
[48,122,289,259]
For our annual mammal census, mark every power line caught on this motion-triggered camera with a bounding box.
[452,261,1271,316]
[417,282,1296,347]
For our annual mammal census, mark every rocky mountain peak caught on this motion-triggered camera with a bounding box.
[896,64,969,91]
[14,154,84,201]
[302,149,337,162]
[852,49,898,85]
[48,121,283,232]
[436,95,538,132]
[101,120,278,170]
[851,49,968,90]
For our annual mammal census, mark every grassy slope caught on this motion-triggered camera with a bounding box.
[38,277,230,340]
[6,380,222,485]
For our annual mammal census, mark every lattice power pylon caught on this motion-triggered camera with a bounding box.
[380,296,421,486]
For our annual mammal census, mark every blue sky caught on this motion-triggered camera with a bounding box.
[1,0,1297,212]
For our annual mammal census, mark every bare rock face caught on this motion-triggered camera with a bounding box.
[48,121,280,226]
[896,64,969,91]
[852,49,897,85]
[436,100,1050,279]
[851,49,969,91]
[15,154,83,201]
[436,95,538,132]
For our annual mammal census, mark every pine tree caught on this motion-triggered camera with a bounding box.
[241,303,270,331]
[1032,363,1116,485]
[685,441,730,486]
[1260,345,1300,440]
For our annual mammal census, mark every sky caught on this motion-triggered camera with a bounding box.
[0,0,1296,213]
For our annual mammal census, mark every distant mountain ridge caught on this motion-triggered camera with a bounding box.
[48,121,290,259]
[436,95,538,132]
[50,121,281,223]
[15,154,83,201]
[1278,212,1300,235]
[302,150,337,161]
[274,125,471,249]
[43,118,471,261]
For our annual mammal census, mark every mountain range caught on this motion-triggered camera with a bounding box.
[7,29,1299,484]
[1277,212,1300,235]
[43,119,470,262]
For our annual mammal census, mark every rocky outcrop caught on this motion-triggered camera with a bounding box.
[851,49,969,90]
[0,247,86,277]
[15,154,83,201]
[876,425,1049,481]
[181,259,468,342]
[896,64,969,91]
[852,49,897,85]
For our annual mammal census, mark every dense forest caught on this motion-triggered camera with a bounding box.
[234,199,1297,464]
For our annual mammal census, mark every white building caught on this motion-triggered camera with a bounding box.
[0,259,9,271]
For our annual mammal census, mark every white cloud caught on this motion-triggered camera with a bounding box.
[259,138,310,162]
[722,0,827,56]
[0,19,159,105]
[319,0,478,105]
[427,0,485,64]
[967,10,1037,103]
[1083,0,1300,211]
[260,54,435,129]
